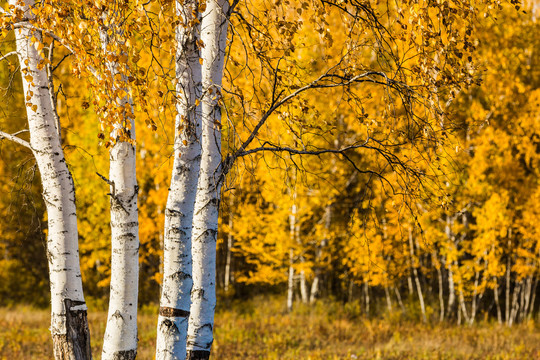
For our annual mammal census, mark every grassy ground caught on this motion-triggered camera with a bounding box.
[1,297,540,359]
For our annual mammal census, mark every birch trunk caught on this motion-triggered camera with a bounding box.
[468,270,480,325]
[494,280,503,324]
[310,204,330,304]
[408,227,426,322]
[458,288,470,325]
[156,0,202,358]
[509,281,521,326]
[505,255,511,325]
[287,249,294,312]
[287,184,298,310]
[224,191,234,293]
[528,278,537,319]
[100,24,139,360]
[447,262,456,318]
[384,286,393,312]
[187,0,229,357]
[394,286,405,312]
[11,1,91,358]
[435,260,445,322]
[363,281,370,315]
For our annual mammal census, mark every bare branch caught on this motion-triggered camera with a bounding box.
[0,130,32,150]
[0,51,17,62]
[236,139,370,157]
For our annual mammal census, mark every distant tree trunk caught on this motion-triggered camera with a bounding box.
[447,262,457,319]
[435,258,445,322]
[408,227,426,322]
[505,255,511,325]
[287,176,298,310]
[300,270,308,304]
[445,214,456,320]
[100,16,139,360]
[224,191,234,293]
[364,281,370,316]
[384,286,393,312]
[10,1,91,358]
[187,0,229,357]
[469,270,480,325]
[309,273,320,305]
[528,278,538,320]
[287,249,295,312]
[494,279,503,324]
[394,286,405,312]
[309,203,330,304]
[509,280,522,326]
[458,289,469,325]
[156,0,202,357]
[520,277,530,322]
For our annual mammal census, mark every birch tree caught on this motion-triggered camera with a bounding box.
[0,0,91,358]
[99,10,140,360]
[187,0,230,357]
[155,0,203,358]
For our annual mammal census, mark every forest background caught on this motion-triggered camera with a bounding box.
[1,0,540,358]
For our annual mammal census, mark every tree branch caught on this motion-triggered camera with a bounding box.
[0,51,17,62]
[0,130,32,150]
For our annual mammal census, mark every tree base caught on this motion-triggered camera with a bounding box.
[52,299,92,360]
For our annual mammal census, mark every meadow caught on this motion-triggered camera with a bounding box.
[1,296,539,360]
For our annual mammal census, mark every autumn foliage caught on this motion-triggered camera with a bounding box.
[0,0,539,331]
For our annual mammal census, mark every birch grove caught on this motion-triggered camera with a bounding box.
[4,0,91,358]
[2,0,540,358]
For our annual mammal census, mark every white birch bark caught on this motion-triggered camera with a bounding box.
[408,227,426,322]
[287,249,294,312]
[224,191,234,293]
[156,0,202,358]
[100,23,139,360]
[494,279,503,324]
[10,1,91,358]
[187,0,229,358]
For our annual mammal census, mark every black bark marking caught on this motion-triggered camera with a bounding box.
[112,349,137,360]
[159,318,179,335]
[171,271,192,281]
[112,310,123,320]
[159,306,190,318]
[168,227,187,237]
[199,323,213,333]
[187,350,211,360]
[165,208,185,218]
[191,288,205,299]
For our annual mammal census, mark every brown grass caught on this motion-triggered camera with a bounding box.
[1,297,540,359]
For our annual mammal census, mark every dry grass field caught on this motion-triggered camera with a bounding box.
[1,296,540,359]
